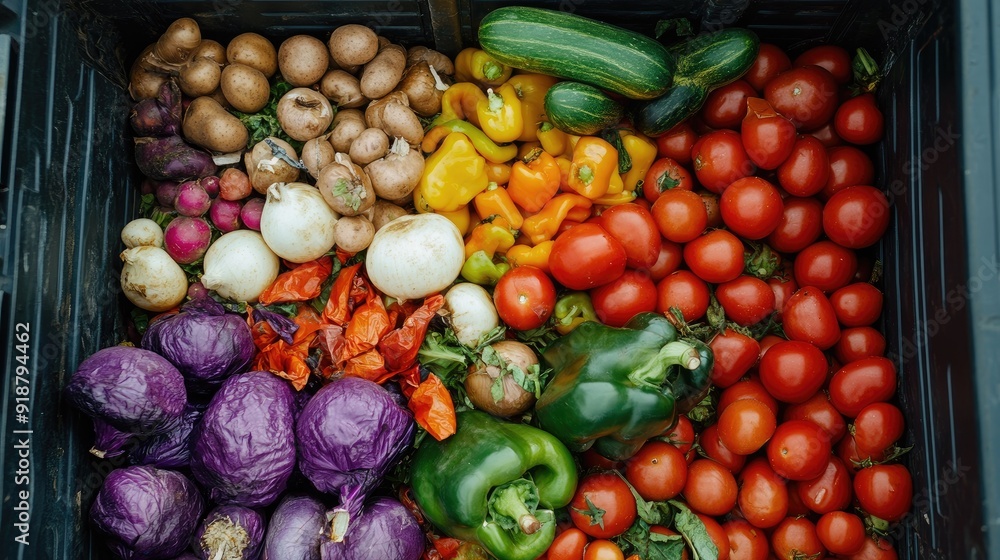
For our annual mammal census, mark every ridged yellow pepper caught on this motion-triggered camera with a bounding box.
[621,131,657,192]
[432,82,486,127]
[422,119,518,164]
[454,48,513,88]
[474,183,524,229]
[476,84,523,144]
[418,132,488,213]
[507,74,559,142]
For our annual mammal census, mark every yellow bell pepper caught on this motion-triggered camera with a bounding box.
[432,82,486,127]
[506,241,553,274]
[422,120,518,164]
[537,122,569,157]
[555,156,573,193]
[507,74,559,142]
[419,132,489,213]
[476,84,523,144]
[605,168,625,196]
[593,189,639,206]
[438,206,472,236]
[465,216,517,259]
[520,193,593,245]
[474,183,524,230]
[455,48,513,88]
[568,137,618,199]
[621,131,657,192]
[485,161,512,185]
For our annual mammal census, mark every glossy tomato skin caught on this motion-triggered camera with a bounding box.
[767,196,824,254]
[719,377,779,417]
[583,540,624,560]
[719,177,785,240]
[548,527,588,560]
[824,146,875,198]
[854,464,913,522]
[569,473,637,539]
[783,286,841,349]
[828,356,897,417]
[657,122,697,165]
[493,266,556,331]
[742,97,798,169]
[834,326,886,363]
[698,424,747,474]
[745,43,792,92]
[847,537,899,560]
[644,157,695,203]
[699,190,724,228]
[793,240,859,293]
[852,402,905,460]
[834,93,885,145]
[718,399,777,456]
[599,203,662,269]
[738,457,789,529]
[823,185,891,248]
[810,121,843,147]
[767,420,832,481]
[691,130,756,193]
[708,328,761,388]
[768,274,798,322]
[816,511,866,555]
[625,440,689,502]
[550,223,627,290]
[777,136,830,196]
[683,459,739,516]
[723,519,770,560]
[764,65,839,131]
[758,340,828,403]
[665,415,697,459]
[656,270,710,322]
[716,276,776,326]
[831,282,884,326]
[770,517,826,560]
[795,456,853,514]
[784,391,847,444]
[794,45,853,84]
[590,270,657,328]
[702,80,759,130]
[684,230,746,283]
[648,240,684,281]
[651,188,709,243]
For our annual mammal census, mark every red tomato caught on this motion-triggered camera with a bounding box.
[684,230,746,284]
[745,43,792,92]
[794,45,853,85]
[569,473,637,538]
[651,188,709,243]
[719,377,778,417]
[583,540,624,560]
[767,196,824,253]
[550,224,627,290]
[822,185,891,248]
[708,328,761,388]
[828,356,897,417]
[723,519,770,560]
[738,457,789,529]
[795,456,853,514]
[852,402,905,460]
[580,448,622,471]
[656,122,697,165]
[831,282,884,326]
[666,415,697,458]
[719,177,784,239]
[691,130,756,193]
[768,275,798,321]
[683,459,739,516]
[770,517,826,560]
[696,514,732,560]
[810,121,842,147]
[625,440,689,502]
[599,203,662,269]
[777,136,830,196]
[644,157,695,203]
[824,146,875,198]
[699,190,724,228]
[837,435,865,474]
[702,80,759,129]
[834,93,885,145]
[648,240,683,281]
[764,66,839,131]
[742,97,798,169]
[782,286,841,349]
[793,240,858,292]
[834,326,886,363]
[853,464,913,522]
[847,537,899,560]
[716,276,775,326]
[656,270,710,322]
[784,392,847,445]
[698,424,747,474]
[548,528,588,560]
[767,420,832,480]
[718,399,777,456]
[816,511,866,555]
[785,483,811,517]
[758,340,827,404]
[590,270,657,328]
[493,266,556,331]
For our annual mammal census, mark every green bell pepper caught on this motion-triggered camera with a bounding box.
[553,292,598,335]
[461,250,511,285]
[535,312,713,461]
[409,410,578,560]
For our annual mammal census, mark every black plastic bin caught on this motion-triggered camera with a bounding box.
[1,0,998,558]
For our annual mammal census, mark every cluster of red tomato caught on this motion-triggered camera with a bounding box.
[538,45,908,560]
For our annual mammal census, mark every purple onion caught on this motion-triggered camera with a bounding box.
[210,198,243,233]
[201,175,221,198]
[156,181,181,207]
[240,198,265,231]
[164,217,212,264]
[130,80,182,137]
[175,180,212,217]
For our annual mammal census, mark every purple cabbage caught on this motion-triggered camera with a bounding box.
[90,466,204,560]
[295,378,415,522]
[191,371,296,508]
[142,297,255,393]
[169,555,200,560]
[319,498,424,560]
[262,495,326,560]
[65,346,186,435]
[131,80,182,137]
[129,403,204,468]
[136,135,217,181]
[91,418,133,459]
[193,505,266,560]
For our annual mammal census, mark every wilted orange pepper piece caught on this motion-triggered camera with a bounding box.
[520,193,593,245]
[506,241,553,273]
[568,136,618,199]
[408,373,457,441]
[250,305,324,391]
[507,149,561,213]
[474,183,523,229]
[258,256,334,305]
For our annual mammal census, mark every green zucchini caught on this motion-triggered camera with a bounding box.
[544,82,624,135]
[478,7,675,100]
[636,28,760,136]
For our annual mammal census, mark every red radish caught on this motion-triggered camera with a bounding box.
[174,180,212,217]
[240,198,265,231]
[155,180,181,207]
[164,217,211,264]
[200,175,221,198]
[210,198,242,233]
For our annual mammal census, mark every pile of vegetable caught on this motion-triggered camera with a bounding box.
[69,6,906,560]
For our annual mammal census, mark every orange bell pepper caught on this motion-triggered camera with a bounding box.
[568,136,618,199]
[537,121,569,156]
[520,193,593,245]
[485,161,512,185]
[464,216,517,259]
[474,183,524,229]
[506,241,553,273]
[507,149,562,214]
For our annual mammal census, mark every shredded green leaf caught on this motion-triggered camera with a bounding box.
[669,500,719,560]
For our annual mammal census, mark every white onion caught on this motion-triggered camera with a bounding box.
[260,182,339,263]
[120,246,188,311]
[121,218,164,249]
[366,213,464,300]
[201,230,279,303]
[445,283,499,346]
